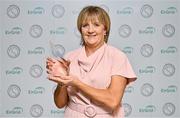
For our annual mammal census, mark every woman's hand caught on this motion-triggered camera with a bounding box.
[48,74,79,86]
[46,57,70,76]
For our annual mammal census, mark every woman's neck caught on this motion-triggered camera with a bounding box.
[85,42,105,57]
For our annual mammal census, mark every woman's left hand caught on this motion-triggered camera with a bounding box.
[48,74,79,86]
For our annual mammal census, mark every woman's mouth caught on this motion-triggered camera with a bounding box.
[87,34,97,38]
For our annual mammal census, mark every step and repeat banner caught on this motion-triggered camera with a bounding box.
[0,0,179,117]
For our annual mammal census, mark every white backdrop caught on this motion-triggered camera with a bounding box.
[0,0,179,117]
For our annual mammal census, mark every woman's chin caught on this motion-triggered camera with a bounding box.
[86,42,97,47]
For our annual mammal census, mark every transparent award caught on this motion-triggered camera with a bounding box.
[49,40,65,59]
[49,40,68,76]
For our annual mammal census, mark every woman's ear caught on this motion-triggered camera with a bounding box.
[103,29,107,36]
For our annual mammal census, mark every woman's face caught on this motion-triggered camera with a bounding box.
[81,17,106,47]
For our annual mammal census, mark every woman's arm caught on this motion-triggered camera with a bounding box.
[74,75,127,111]
[54,84,69,108]
[49,73,127,111]
[52,74,127,111]
[46,57,70,108]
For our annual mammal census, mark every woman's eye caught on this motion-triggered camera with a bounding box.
[94,23,100,26]
[82,24,88,27]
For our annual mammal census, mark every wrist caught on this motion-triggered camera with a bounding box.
[72,77,81,88]
[57,83,65,88]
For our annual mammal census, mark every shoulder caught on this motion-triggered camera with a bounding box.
[64,47,82,61]
[106,44,127,59]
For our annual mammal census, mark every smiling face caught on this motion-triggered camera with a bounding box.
[77,6,111,46]
[81,17,106,47]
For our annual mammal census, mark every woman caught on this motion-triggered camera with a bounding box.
[46,6,137,118]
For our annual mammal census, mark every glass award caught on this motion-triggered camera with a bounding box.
[49,40,68,75]
[49,40,65,59]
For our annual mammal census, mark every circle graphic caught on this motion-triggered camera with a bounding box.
[7,84,21,98]
[51,44,65,58]
[163,103,175,116]
[30,104,43,117]
[140,4,153,18]
[118,24,132,38]
[140,44,153,57]
[52,4,65,18]
[123,103,132,117]
[162,63,175,77]
[162,24,175,37]
[141,83,154,97]
[7,5,20,18]
[29,25,43,38]
[29,65,43,78]
[7,45,20,58]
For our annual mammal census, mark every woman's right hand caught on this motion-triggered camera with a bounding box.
[46,57,70,77]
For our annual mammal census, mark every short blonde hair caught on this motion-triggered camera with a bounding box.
[77,6,111,45]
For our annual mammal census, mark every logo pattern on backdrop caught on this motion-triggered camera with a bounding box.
[140,4,153,18]
[30,104,43,117]
[0,1,179,117]
[7,84,21,98]
[7,5,20,18]
[7,45,21,58]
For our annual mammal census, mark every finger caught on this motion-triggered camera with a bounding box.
[54,74,64,79]
[47,57,57,64]
[58,59,70,69]
[46,62,53,68]
[66,60,71,66]
[46,59,55,66]
[47,57,54,63]
[51,58,59,63]
[46,65,48,69]
[58,75,70,80]
[46,60,55,66]
[57,60,66,67]
[46,65,52,71]
[48,75,65,83]
[61,58,70,66]
[48,75,72,85]
[48,75,58,81]
[47,76,60,83]
[63,59,70,68]
[58,58,67,65]
[46,69,52,74]
[46,65,52,69]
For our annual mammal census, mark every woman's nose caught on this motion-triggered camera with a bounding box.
[87,25,94,33]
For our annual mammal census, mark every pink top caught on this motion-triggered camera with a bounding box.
[64,43,137,117]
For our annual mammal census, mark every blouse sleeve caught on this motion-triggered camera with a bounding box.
[63,50,76,61]
[110,50,137,85]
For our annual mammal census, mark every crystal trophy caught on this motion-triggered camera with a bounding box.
[49,40,65,58]
[49,40,68,75]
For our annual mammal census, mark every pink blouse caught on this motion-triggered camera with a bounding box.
[64,43,137,117]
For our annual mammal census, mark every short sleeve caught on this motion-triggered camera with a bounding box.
[63,52,71,61]
[63,48,81,62]
[111,50,137,85]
